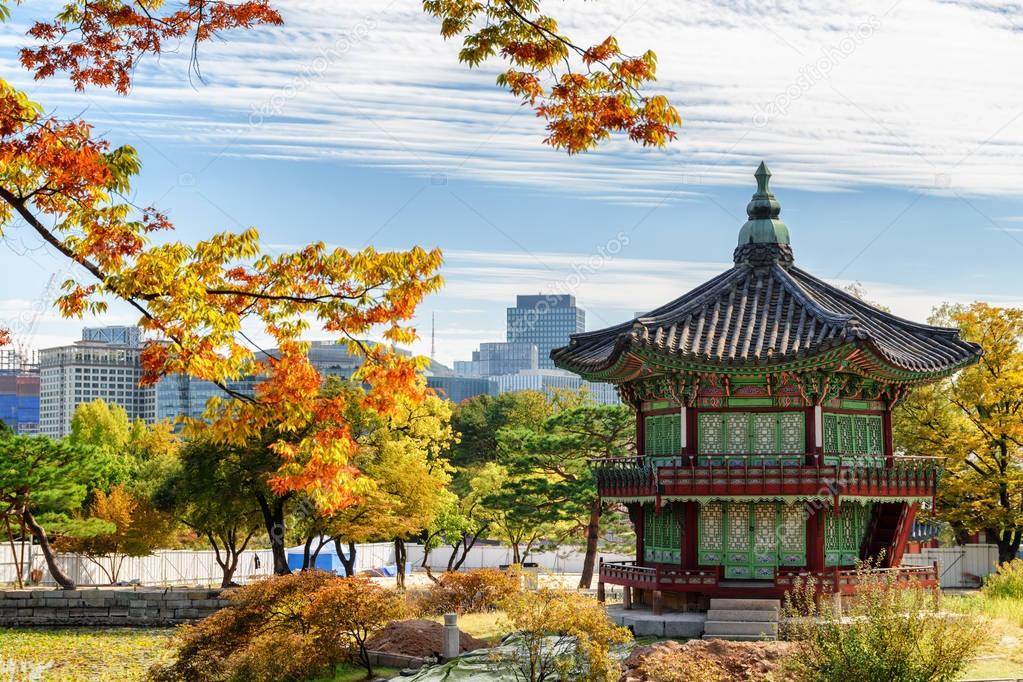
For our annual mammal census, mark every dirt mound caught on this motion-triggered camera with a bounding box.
[366,619,488,659]
[621,639,795,681]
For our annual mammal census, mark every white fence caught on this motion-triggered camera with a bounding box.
[2,540,631,587]
[902,544,999,588]
[10,540,991,589]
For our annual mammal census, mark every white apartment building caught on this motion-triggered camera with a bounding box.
[39,329,154,438]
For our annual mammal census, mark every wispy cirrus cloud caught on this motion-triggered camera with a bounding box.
[4,0,1023,204]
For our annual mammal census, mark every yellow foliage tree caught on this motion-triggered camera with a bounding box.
[500,587,632,682]
[894,303,1023,563]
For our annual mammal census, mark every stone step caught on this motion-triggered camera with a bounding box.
[703,620,778,636]
[703,633,777,642]
[708,598,780,611]
[706,609,779,622]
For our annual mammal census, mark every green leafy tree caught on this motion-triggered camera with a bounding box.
[894,303,1023,563]
[0,435,110,588]
[155,439,263,587]
[449,391,553,467]
[422,462,506,575]
[497,403,635,586]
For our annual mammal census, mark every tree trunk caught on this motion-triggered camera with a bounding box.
[447,528,485,573]
[578,500,602,589]
[21,507,75,589]
[256,493,291,575]
[394,538,407,590]
[334,538,357,577]
[993,528,1023,564]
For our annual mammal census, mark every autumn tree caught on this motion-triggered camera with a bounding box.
[1,0,680,546]
[0,435,111,588]
[10,0,680,154]
[58,484,177,583]
[279,379,452,583]
[894,303,1023,563]
[499,588,632,682]
[307,576,408,679]
[498,402,635,588]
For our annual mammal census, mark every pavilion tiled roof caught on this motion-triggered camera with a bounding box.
[551,163,982,381]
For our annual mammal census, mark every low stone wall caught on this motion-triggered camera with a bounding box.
[0,587,230,626]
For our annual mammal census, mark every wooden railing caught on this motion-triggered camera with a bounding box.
[598,560,720,589]
[775,563,939,593]
[599,560,938,594]
[591,455,941,500]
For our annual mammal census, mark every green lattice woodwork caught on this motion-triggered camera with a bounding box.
[644,413,681,462]
[698,501,806,579]
[822,413,884,465]
[824,502,874,566]
[643,504,682,563]
[697,412,804,465]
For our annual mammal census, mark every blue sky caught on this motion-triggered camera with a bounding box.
[2,0,1023,366]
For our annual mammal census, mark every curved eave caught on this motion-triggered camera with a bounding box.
[556,336,981,385]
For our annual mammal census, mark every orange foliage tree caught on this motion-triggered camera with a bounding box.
[1,0,679,578]
[0,74,443,513]
[11,0,681,154]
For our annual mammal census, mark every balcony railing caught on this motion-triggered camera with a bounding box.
[775,564,939,593]
[598,560,938,595]
[591,454,942,501]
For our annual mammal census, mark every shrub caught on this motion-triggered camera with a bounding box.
[780,563,986,682]
[497,587,632,682]
[307,576,408,678]
[148,571,403,682]
[638,645,726,682]
[416,567,521,615]
[983,558,1023,600]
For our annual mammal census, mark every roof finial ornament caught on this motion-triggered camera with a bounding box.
[734,161,793,267]
[755,161,771,194]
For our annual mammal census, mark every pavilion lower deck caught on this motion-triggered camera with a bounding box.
[596,560,939,609]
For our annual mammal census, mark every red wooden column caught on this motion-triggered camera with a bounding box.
[882,408,894,467]
[806,506,826,572]
[683,407,699,568]
[683,501,699,568]
[632,503,645,566]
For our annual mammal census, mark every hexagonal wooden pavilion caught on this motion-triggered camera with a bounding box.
[551,163,982,610]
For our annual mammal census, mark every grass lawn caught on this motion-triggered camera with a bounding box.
[312,663,401,681]
[0,627,175,681]
[946,593,1023,679]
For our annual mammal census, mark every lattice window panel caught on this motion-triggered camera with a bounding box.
[753,504,777,552]
[779,413,804,452]
[823,414,840,453]
[839,416,855,452]
[853,417,868,453]
[644,414,681,456]
[779,504,806,566]
[751,414,776,454]
[824,503,875,566]
[726,503,751,552]
[867,418,883,454]
[699,503,724,551]
[698,413,723,454]
[725,414,748,453]
[824,414,884,456]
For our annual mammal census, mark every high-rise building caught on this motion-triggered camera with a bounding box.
[490,369,619,405]
[82,325,142,347]
[506,294,585,369]
[0,349,40,434]
[477,342,538,376]
[39,327,154,438]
